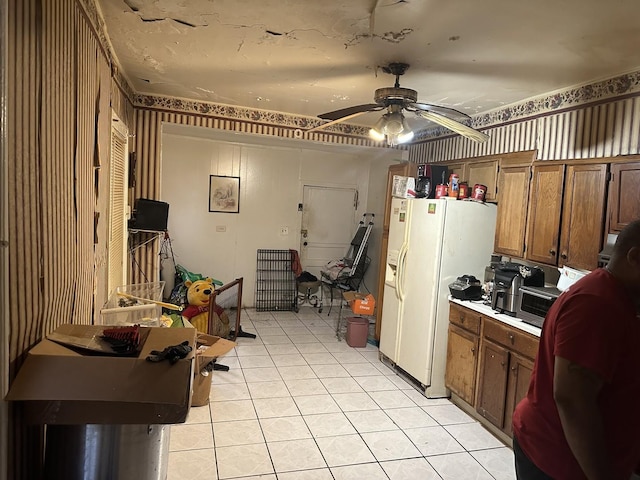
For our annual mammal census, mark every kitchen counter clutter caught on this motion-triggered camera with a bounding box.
[449,297,542,337]
[446,297,542,443]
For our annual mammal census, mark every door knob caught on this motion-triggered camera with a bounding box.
[303,241,308,246]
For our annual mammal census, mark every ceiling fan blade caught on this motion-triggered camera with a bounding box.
[306,111,372,133]
[407,102,470,122]
[415,110,489,143]
[318,104,381,121]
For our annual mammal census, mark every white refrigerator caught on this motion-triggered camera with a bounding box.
[379,198,497,398]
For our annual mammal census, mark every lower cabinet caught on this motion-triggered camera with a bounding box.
[446,302,539,438]
[476,340,509,428]
[503,353,534,437]
[445,303,481,405]
[445,324,479,405]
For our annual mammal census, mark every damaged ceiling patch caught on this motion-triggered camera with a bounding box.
[344,28,412,48]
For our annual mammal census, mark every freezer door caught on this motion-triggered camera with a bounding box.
[379,198,409,362]
[396,199,447,385]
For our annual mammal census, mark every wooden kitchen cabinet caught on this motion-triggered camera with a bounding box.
[443,161,467,185]
[558,163,608,270]
[525,163,565,265]
[608,161,640,233]
[375,162,417,340]
[476,339,509,428]
[526,161,608,270]
[494,165,531,257]
[445,303,482,405]
[503,353,534,437]
[446,303,539,439]
[476,316,539,434]
[468,159,499,202]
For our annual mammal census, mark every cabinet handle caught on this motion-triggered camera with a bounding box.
[471,347,475,353]
[460,316,465,323]
[560,253,567,260]
[549,248,556,255]
[508,333,515,343]
[500,361,506,367]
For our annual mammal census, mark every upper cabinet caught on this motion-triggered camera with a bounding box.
[608,161,640,233]
[558,164,608,269]
[494,165,531,257]
[525,164,565,265]
[526,162,608,270]
[445,161,467,185]
[467,159,499,202]
[493,152,536,258]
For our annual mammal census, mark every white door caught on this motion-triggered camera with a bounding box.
[300,185,357,278]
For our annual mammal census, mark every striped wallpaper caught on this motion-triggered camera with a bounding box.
[409,95,640,163]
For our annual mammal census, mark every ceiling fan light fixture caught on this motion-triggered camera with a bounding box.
[396,130,414,144]
[369,116,387,141]
[369,127,386,142]
[384,111,405,135]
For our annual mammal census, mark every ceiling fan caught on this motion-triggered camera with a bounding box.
[307,63,489,145]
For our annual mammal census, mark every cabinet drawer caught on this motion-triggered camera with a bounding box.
[449,303,481,334]
[482,318,538,359]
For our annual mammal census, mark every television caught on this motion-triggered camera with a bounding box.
[128,198,169,232]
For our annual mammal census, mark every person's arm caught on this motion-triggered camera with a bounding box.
[553,355,612,480]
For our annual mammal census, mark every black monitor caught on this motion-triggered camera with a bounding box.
[129,198,169,232]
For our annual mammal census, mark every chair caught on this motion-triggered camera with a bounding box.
[319,214,374,314]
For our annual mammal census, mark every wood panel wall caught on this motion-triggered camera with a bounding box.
[5,0,134,477]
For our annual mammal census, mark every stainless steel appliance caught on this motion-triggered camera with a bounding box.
[491,263,544,316]
[517,285,563,328]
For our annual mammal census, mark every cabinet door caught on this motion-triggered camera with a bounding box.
[476,339,509,429]
[445,324,479,406]
[609,162,640,233]
[375,163,417,340]
[494,166,531,257]
[503,354,534,437]
[559,163,608,270]
[525,164,565,265]
[446,162,467,183]
[468,159,499,202]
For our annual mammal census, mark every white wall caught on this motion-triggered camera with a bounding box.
[160,124,400,306]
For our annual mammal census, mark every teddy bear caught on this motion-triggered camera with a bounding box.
[181,278,231,337]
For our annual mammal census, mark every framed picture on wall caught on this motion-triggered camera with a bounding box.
[209,175,240,213]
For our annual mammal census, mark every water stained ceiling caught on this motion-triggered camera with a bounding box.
[97,0,640,129]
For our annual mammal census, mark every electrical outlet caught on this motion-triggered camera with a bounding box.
[280,226,289,236]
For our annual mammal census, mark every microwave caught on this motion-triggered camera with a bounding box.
[517,286,563,328]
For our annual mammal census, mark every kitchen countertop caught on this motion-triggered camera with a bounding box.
[449,297,542,337]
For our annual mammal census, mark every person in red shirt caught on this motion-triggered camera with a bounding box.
[512,219,640,480]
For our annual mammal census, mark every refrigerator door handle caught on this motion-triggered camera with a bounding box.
[397,243,408,300]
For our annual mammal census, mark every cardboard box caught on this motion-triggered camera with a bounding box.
[6,324,197,424]
[191,333,236,407]
[343,291,376,315]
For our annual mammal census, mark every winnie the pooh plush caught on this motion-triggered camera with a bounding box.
[181,278,230,337]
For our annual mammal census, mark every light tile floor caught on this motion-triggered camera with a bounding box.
[168,306,516,480]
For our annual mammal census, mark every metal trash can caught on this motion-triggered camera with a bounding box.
[44,424,171,480]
